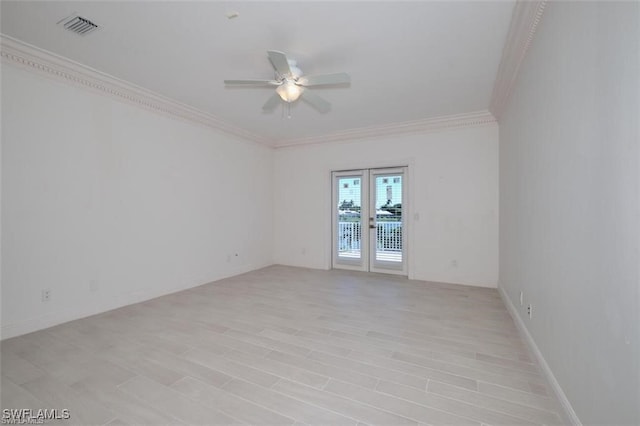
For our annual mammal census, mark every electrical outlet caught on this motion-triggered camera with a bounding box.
[42,289,51,302]
[527,304,532,319]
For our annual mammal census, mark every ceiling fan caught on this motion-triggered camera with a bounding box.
[224,51,350,114]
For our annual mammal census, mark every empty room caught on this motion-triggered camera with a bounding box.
[1,1,638,425]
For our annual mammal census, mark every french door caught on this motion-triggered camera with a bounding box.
[332,167,407,275]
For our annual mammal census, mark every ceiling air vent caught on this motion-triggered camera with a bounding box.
[58,14,99,36]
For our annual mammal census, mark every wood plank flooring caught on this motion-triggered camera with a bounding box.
[1,265,567,425]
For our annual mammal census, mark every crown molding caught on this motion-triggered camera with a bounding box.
[0,34,274,146]
[2,34,498,149]
[489,0,547,121]
[274,110,497,149]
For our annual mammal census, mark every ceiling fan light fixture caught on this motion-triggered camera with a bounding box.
[276,80,303,103]
[225,50,349,113]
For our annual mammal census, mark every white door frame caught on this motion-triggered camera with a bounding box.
[368,167,408,275]
[331,167,408,275]
[331,170,369,272]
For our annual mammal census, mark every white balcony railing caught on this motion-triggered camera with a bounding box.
[338,221,402,262]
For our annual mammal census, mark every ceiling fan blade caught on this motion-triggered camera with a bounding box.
[267,51,292,78]
[297,72,351,87]
[262,93,281,111]
[224,79,280,86]
[301,91,331,113]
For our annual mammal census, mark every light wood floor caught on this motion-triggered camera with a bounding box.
[1,265,567,425]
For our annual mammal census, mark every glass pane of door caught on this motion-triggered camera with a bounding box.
[332,172,367,271]
[370,169,405,273]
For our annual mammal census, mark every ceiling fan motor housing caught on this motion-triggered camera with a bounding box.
[287,60,302,79]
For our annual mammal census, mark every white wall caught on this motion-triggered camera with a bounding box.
[499,2,639,424]
[1,64,274,339]
[273,125,499,287]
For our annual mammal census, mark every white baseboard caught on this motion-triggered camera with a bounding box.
[498,286,582,425]
[1,262,271,340]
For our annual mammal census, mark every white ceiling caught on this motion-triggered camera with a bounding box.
[1,1,515,143]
